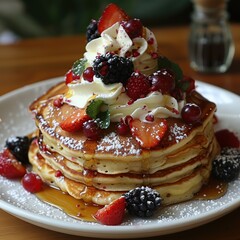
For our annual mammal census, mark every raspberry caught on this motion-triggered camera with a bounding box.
[126,72,151,100]
[86,19,100,42]
[6,136,30,164]
[93,52,134,85]
[124,186,162,217]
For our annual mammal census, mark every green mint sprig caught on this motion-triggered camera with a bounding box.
[86,99,110,129]
[72,58,87,76]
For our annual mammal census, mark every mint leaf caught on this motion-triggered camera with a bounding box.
[72,58,87,76]
[158,56,183,82]
[96,110,110,129]
[86,99,104,119]
[86,99,110,129]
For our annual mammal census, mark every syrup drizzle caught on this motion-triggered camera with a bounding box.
[36,186,100,222]
[36,177,227,223]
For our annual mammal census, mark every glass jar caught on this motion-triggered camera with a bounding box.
[189,0,235,73]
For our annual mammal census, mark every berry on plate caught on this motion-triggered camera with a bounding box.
[22,172,43,193]
[6,136,30,164]
[0,148,26,179]
[98,3,129,34]
[124,186,162,218]
[129,118,168,149]
[60,108,91,132]
[94,196,126,225]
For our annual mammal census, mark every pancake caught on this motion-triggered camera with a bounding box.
[29,82,219,205]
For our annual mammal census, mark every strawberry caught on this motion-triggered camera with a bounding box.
[130,118,168,149]
[59,108,91,132]
[94,196,126,225]
[126,72,151,100]
[98,3,129,34]
[0,148,26,179]
[65,69,80,85]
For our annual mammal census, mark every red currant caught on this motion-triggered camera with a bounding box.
[121,19,143,39]
[22,172,43,193]
[116,121,129,135]
[149,69,175,94]
[53,96,63,108]
[83,120,101,140]
[181,103,202,124]
[83,67,94,82]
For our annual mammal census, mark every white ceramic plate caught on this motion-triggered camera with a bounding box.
[0,77,239,239]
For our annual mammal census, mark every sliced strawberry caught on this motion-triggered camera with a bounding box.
[65,69,80,85]
[59,108,91,132]
[98,3,129,34]
[94,197,126,225]
[0,148,26,179]
[130,118,168,149]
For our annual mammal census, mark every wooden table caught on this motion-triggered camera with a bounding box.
[0,25,239,240]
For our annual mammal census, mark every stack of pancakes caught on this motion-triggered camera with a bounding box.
[29,82,219,206]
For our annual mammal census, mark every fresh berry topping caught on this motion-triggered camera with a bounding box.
[86,19,100,42]
[220,147,240,156]
[98,3,129,34]
[215,129,240,148]
[0,148,26,179]
[83,67,94,82]
[65,69,80,85]
[145,114,154,122]
[60,108,91,132]
[94,196,126,225]
[120,18,143,39]
[53,96,64,108]
[124,186,162,218]
[116,121,130,135]
[212,155,240,182]
[82,120,101,140]
[181,103,202,124]
[129,118,167,149]
[22,172,43,193]
[126,72,151,100]
[93,52,133,85]
[148,69,175,94]
[5,136,30,164]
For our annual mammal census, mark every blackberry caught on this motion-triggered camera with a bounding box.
[220,147,240,156]
[212,155,240,182]
[93,52,134,85]
[124,186,162,218]
[6,136,31,164]
[86,19,100,42]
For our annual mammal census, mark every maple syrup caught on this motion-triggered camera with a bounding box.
[36,186,100,222]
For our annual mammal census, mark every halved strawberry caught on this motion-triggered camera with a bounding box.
[98,3,129,34]
[0,148,26,179]
[94,196,126,225]
[65,69,80,85]
[130,118,168,149]
[59,108,91,132]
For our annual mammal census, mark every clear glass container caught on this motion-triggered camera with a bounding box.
[189,0,235,73]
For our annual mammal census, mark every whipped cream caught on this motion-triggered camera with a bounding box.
[64,22,185,122]
[84,22,158,75]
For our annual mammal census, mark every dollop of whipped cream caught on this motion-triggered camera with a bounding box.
[84,22,158,75]
[65,22,185,122]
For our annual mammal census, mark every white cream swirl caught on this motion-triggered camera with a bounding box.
[84,22,158,75]
[65,22,184,122]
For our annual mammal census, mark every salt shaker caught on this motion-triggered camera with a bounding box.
[189,0,235,73]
